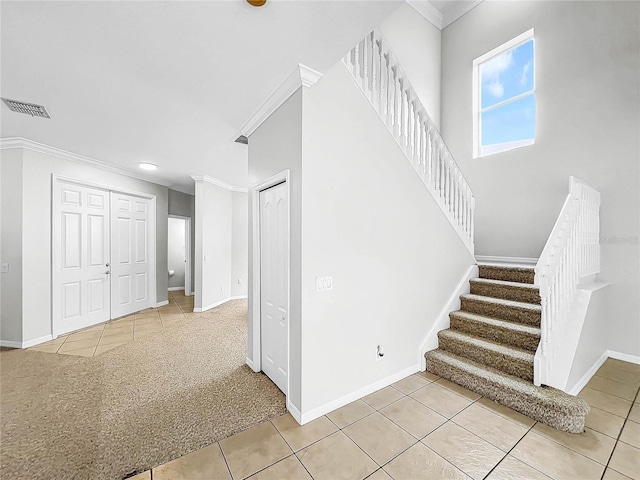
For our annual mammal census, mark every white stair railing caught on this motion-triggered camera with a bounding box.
[534,176,600,388]
[342,30,475,254]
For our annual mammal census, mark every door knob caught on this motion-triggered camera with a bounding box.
[105,263,110,267]
[105,270,110,275]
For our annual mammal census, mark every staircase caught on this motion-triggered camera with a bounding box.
[426,263,590,434]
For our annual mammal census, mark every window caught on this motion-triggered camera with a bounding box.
[473,29,535,158]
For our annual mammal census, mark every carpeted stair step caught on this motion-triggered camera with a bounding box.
[425,349,589,433]
[461,294,541,326]
[478,264,535,284]
[449,310,540,352]
[437,329,534,381]
[470,278,541,305]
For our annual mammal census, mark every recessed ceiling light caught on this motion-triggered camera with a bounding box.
[138,162,157,171]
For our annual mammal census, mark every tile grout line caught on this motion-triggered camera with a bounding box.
[599,385,640,480]
[481,419,539,479]
[215,443,235,480]
[268,422,314,480]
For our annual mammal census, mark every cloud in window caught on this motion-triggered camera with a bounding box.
[520,61,531,86]
[481,50,514,99]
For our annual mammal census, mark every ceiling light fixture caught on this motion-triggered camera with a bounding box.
[138,162,158,171]
[247,0,266,6]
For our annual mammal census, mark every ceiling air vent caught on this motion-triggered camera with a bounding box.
[235,135,248,145]
[1,98,51,118]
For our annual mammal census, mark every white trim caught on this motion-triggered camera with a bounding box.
[193,296,240,313]
[475,255,538,266]
[568,351,608,396]
[440,0,484,28]
[406,0,443,29]
[190,174,247,193]
[1,334,54,349]
[230,295,248,300]
[608,350,640,365]
[299,363,421,425]
[420,264,478,370]
[246,357,258,372]
[406,1,483,30]
[155,300,169,308]
[237,64,322,138]
[287,400,303,425]
[1,137,173,187]
[168,286,185,292]
[250,170,291,386]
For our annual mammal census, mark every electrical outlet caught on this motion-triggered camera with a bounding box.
[315,276,333,291]
[0,263,8,273]
[237,278,242,284]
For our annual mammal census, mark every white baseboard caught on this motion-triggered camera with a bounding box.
[608,350,640,365]
[155,300,169,308]
[1,334,54,349]
[246,356,259,373]
[230,295,248,300]
[420,264,478,370]
[298,363,420,425]
[193,297,234,313]
[168,286,185,292]
[567,349,640,396]
[476,255,538,266]
[287,399,303,424]
[568,351,608,395]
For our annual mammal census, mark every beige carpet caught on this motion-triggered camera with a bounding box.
[1,300,286,480]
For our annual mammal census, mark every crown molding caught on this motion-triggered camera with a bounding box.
[406,0,483,30]
[190,174,248,193]
[440,0,483,28]
[236,63,323,139]
[406,0,443,30]
[0,137,173,187]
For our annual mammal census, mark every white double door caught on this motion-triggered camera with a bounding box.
[54,180,153,336]
[260,182,289,395]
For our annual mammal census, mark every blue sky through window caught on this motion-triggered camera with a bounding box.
[480,39,535,148]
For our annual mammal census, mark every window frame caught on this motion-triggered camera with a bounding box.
[472,28,536,159]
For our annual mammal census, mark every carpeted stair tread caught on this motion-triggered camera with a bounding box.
[470,278,541,305]
[478,264,535,284]
[438,329,534,381]
[449,310,540,352]
[461,294,541,326]
[425,349,589,433]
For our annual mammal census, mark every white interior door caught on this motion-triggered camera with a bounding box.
[53,182,110,335]
[110,192,152,318]
[260,182,289,394]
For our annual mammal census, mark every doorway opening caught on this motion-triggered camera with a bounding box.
[167,215,191,297]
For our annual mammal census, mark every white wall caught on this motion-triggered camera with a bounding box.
[231,192,248,298]
[167,217,186,288]
[380,3,442,128]
[1,147,169,343]
[248,89,303,411]
[299,61,474,416]
[440,1,640,357]
[194,179,232,310]
[0,148,23,343]
[168,189,195,293]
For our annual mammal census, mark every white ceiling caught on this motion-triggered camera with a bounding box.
[0,0,402,192]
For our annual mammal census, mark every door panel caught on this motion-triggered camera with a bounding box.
[54,183,110,335]
[110,192,152,318]
[260,182,289,395]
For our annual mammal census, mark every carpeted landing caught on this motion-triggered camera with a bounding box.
[0,300,286,480]
[426,264,590,434]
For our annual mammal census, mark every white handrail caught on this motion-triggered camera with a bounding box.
[342,30,475,254]
[534,176,600,387]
